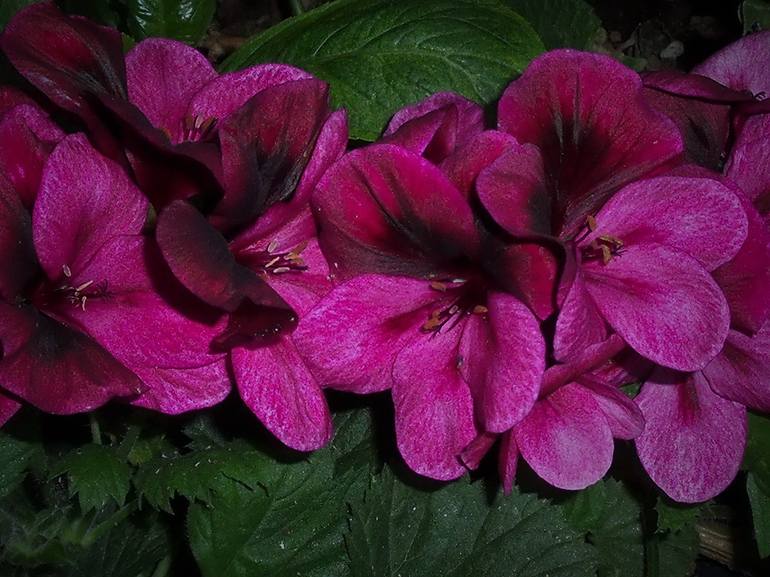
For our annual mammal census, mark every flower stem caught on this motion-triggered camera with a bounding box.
[289,0,304,16]
[89,412,102,445]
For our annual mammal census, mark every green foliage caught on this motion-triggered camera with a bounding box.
[0,432,44,497]
[742,0,770,33]
[0,0,37,32]
[223,0,544,141]
[505,0,601,49]
[125,0,216,44]
[53,445,132,512]
[745,412,770,490]
[748,473,770,559]
[347,466,598,577]
[564,479,644,577]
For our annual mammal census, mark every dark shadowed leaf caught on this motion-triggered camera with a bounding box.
[505,0,601,49]
[125,0,216,44]
[53,445,132,513]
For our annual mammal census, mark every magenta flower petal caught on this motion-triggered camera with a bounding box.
[293,275,437,393]
[587,176,747,271]
[713,193,770,333]
[636,369,747,502]
[33,134,148,280]
[0,87,35,116]
[0,302,141,414]
[156,200,290,315]
[554,267,608,362]
[544,335,626,395]
[702,327,770,412]
[215,79,332,230]
[1,2,126,124]
[494,242,560,320]
[441,130,518,197]
[459,432,497,470]
[0,104,64,208]
[130,361,230,414]
[498,50,683,236]
[233,337,332,451]
[580,377,644,440]
[382,92,484,163]
[392,325,476,480]
[0,177,36,302]
[516,382,613,490]
[459,291,544,432]
[726,115,770,206]
[584,244,730,371]
[313,144,479,279]
[693,31,770,96]
[499,431,519,494]
[126,39,217,144]
[189,64,312,122]
[477,145,551,237]
[0,392,21,427]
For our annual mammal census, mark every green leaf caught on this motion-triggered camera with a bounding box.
[0,0,37,32]
[187,450,352,577]
[655,498,702,534]
[742,0,770,34]
[223,0,544,141]
[656,522,699,577]
[505,0,601,49]
[125,0,216,44]
[748,473,770,558]
[60,0,122,27]
[744,412,770,491]
[347,466,597,577]
[0,432,43,498]
[563,479,644,577]
[53,445,132,513]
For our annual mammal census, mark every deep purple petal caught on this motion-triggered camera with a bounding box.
[0,302,141,414]
[0,176,37,302]
[636,369,746,503]
[726,114,770,210]
[499,431,519,494]
[587,176,747,271]
[233,336,332,451]
[516,382,614,490]
[693,31,770,96]
[126,39,217,143]
[441,130,518,197]
[0,391,21,426]
[583,244,730,371]
[33,134,147,281]
[0,87,35,117]
[554,266,608,362]
[313,144,479,279]
[392,324,476,480]
[492,241,561,320]
[293,275,438,393]
[459,291,544,432]
[702,327,770,412]
[498,50,683,237]
[580,377,645,439]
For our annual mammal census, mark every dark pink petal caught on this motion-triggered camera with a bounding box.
[441,130,518,197]
[499,431,519,494]
[460,432,497,470]
[580,377,644,439]
[0,392,21,426]
[130,361,230,414]
[587,176,747,271]
[713,193,770,333]
[0,103,64,208]
[0,302,141,414]
[189,64,312,121]
[156,200,290,316]
[126,39,217,144]
[0,176,37,302]
[392,324,476,480]
[636,369,746,503]
[498,50,683,237]
[1,2,126,125]
[543,334,626,396]
[459,291,544,432]
[33,134,147,281]
[554,266,608,362]
[726,115,770,208]
[215,79,331,230]
[233,336,332,451]
[493,241,560,320]
[693,31,770,96]
[701,327,770,412]
[477,145,551,237]
[516,382,613,490]
[584,244,730,371]
[313,144,479,279]
[643,70,755,102]
[382,92,483,163]
[0,87,35,117]
[293,275,438,393]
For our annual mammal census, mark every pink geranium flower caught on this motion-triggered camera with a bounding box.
[294,144,545,480]
[0,133,229,414]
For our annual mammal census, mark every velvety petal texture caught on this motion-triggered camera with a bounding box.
[694,31,770,97]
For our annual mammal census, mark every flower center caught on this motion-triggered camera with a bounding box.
[164,114,217,143]
[420,278,488,333]
[577,215,625,265]
[238,239,309,276]
[27,265,108,312]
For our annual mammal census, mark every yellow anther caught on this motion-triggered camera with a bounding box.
[472,305,489,315]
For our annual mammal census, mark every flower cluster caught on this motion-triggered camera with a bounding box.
[1,2,769,503]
